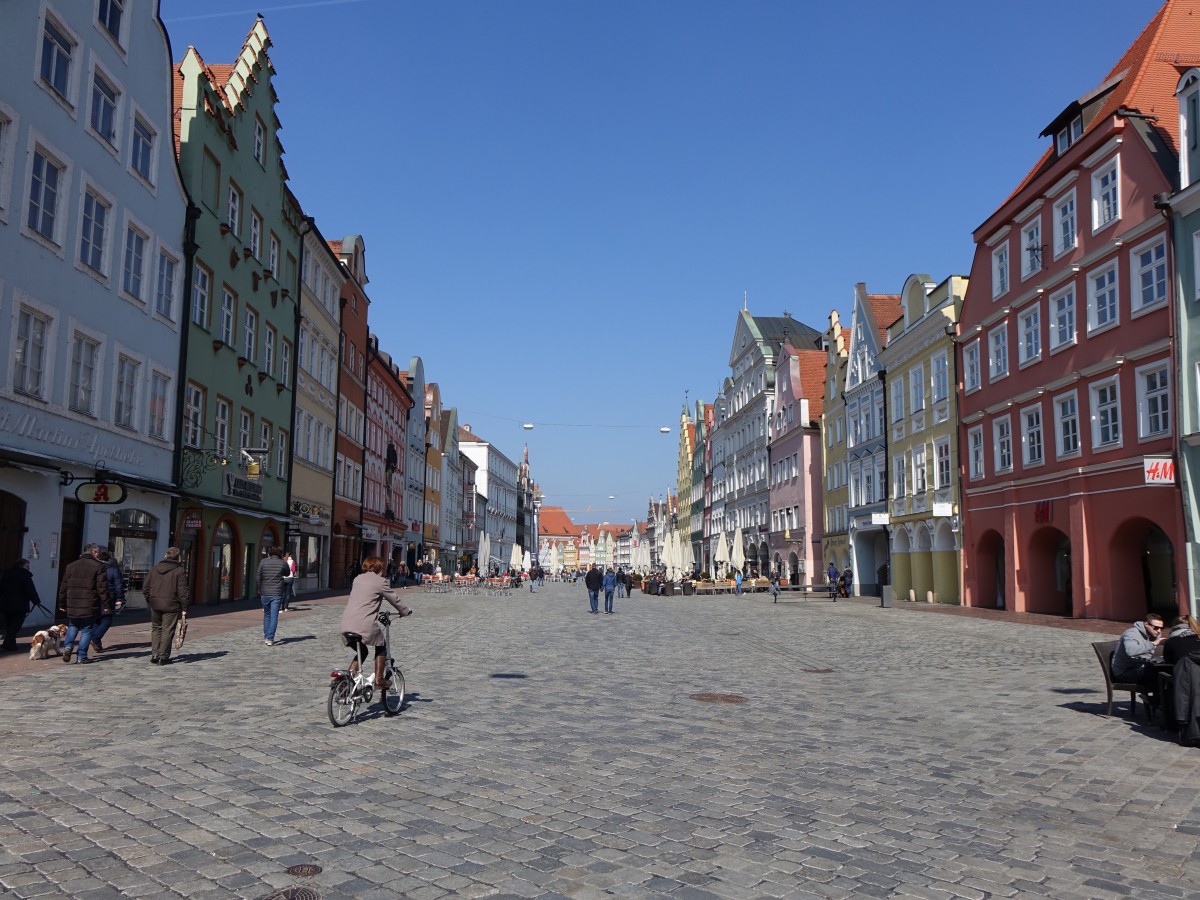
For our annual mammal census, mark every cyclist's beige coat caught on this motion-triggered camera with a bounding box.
[339,573,412,646]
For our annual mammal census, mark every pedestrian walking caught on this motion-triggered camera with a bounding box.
[144,547,190,665]
[827,562,839,599]
[281,552,297,611]
[529,565,539,593]
[770,570,781,603]
[584,564,602,614]
[256,546,288,646]
[841,565,853,599]
[56,543,108,664]
[735,570,744,595]
[602,567,617,614]
[0,559,42,652]
[89,550,125,653]
[616,568,626,599]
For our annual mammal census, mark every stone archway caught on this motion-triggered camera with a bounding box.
[912,522,934,603]
[787,551,800,586]
[974,529,1005,609]
[1109,518,1177,620]
[892,526,912,602]
[1026,526,1071,615]
[0,490,28,569]
[932,519,959,604]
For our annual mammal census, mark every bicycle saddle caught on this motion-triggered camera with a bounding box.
[342,631,363,642]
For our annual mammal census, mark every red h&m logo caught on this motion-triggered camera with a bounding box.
[1033,500,1052,524]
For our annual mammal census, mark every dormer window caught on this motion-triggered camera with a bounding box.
[1056,115,1083,154]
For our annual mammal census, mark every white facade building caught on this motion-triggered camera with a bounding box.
[403,356,426,568]
[459,424,518,571]
[0,1,190,622]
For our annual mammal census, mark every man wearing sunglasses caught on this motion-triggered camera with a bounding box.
[1112,612,1166,691]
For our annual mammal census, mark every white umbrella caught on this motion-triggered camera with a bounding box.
[522,549,531,572]
[548,544,560,574]
[731,527,746,574]
[667,530,681,581]
[479,534,490,571]
[715,531,729,577]
[510,543,523,571]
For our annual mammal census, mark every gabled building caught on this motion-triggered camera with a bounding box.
[440,406,464,573]
[422,382,443,564]
[362,335,411,571]
[331,235,368,588]
[0,1,191,616]
[959,0,1191,619]
[289,210,344,590]
[459,424,518,569]
[676,403,695,573]
[844,285,902,595]
[821,314,850,579]
[174,18,301,602]
[881,274,966,604]
[767,342,826,585]
[403,356,427,569]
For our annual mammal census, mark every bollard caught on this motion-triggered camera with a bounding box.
[880,585,893,608]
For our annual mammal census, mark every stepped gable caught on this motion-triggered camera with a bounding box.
[867,294,903,347]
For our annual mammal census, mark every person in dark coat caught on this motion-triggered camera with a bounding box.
[256,546,289,646]
[1,559,41,652]
[89,550,125,653]
[339,556,412,688]
[144,547,190,665]
[56,543,108,664]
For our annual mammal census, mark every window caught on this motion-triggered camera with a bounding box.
[1050,286,1075,350]
[259,422,272,475]
[114,355,138,429]
[992,242,1009,298]
[239,410,252,450]
[1133,237,1168,311]
[200,150,220,210]
[891,378,904,423]
[121,224,147,299]
[1022,405,1043,466]
[242,307,257,362]
[131,116,154,182]
[79,190,109,272]
[183,384,203,447]
[1087,261,1119,333]
[913,444,927,493]
[249,210,261,259]
[993,417,1013,473]
[931,352,948,403]
[253,117,265,165]
[277,430,288,476]
[149,371,169,439]
[964,340,981,392]
[1054,190,1076,257]
[155,251,177,318]
[1021,218,1042,277]
[988,325,1008,380]
[28,149,64,242]
[909,364,924,412]
[968,426,984,479]
[1019,306,1041,364]
[69,334,99,415]
[89,71,119,145]
[219,288,236,345]
[1091,378,1121,448]
[935,438,951,488]
[226,182,241,235]
[1056,115,1083,154]
[1056,392,1081,457]
[1092,158,1120,231]
[268,233,280,276]
[281,341,292,386]
[98,0,123,42]
[1137,363,1170,438]
[40,17,74,99]
[214,399,230,457]
[191,264,210,326]
[14,308,49,398]
[264,326,276,376]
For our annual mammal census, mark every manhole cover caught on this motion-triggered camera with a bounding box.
[286,864,323,877]
[259,888,321,900]
[689,693,747,704]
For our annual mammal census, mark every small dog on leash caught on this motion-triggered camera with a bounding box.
[29,624,67,660]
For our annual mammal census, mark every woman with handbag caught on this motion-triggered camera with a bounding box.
[145,547,190,665]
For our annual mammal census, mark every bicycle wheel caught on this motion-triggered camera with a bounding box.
[382,665,405,715]
[328,678,356,727]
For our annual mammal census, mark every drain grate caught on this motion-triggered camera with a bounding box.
[286,864,323,877]
[689,693,747,704]
[259,888,321,900]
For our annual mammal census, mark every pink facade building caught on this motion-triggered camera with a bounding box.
[958,0,1194,619]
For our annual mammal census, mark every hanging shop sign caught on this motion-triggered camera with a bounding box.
[75,482,126,504]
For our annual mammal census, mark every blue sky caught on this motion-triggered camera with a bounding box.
[159,0,1162,527]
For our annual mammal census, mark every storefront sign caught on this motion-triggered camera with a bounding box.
[223,473,263,503]
[75,481,126,504]
[183,513,203,530]
[870,513,890,526]
[362,525,379,540]
[1145,457,1176,485]
[932,502,954,517]
[286,528,302,539]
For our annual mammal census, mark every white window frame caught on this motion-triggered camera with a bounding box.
[988,324,1009,381]
[120,215,149,302]
[0,103,18,223]
[24,136,70,253]
[1049,285,1076,352]
[1021,217,1042,279]
[891,378,904,423]
[993,416,1013,474]
[113,352,140,430]
[214,397,231,458]
[97,0,126,48]
[893,453,906,499]
[968,425,984,480]
[191,263,211,328]
[253,116,265,165]
[184,383,204,447]
[934,437,951,489]
[13,303,53,400]
[154,246,178,320]
[1090,377,1122,450]
[226,181,241,235]
[77,179,113,277]
[963,340,981,393]
[932,351,948,403]
[129,106,157,187]
[38,12,79,106]
[88,62,122,150]
[1087,260,1119,335]
[1055,390,1081,458]
[1091,156,1120,233]
[249,209,262,259]
[1136,361,1171,440]
[68,329,102,416]
[909,363,924,413]
[992,241,1010,298]
[1018,306,1041,366]
[148,369,170,439]
[913,443,928,493]
[1021,404,1044,467]
[242,306,257,363]
[1054,189,1077,258]
[1131,235,1168,313]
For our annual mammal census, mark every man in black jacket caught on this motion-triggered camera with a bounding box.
[584,564,603,615]
[56,543,108,664]
[1,559,42,651]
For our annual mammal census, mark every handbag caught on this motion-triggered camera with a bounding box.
[173,614,188,650]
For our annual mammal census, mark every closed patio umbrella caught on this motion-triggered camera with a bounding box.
[731,527,746,574]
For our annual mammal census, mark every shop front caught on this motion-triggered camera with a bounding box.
[288,500,330,591]
[175,506,283,604]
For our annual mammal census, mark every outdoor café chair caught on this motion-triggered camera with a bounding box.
[1092,640,1150,719]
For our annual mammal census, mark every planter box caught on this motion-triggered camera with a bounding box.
[682,582,695,595]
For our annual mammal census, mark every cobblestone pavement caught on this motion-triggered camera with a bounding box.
[1,583,1198,899]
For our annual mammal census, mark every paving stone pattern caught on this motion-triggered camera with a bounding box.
[1,584,1198,899]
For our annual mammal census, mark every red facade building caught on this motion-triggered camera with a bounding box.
[958,1,1195,619]
[363,334,412,574]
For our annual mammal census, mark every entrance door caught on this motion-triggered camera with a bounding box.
[57,499,84,596]
[0,490,26,567]
[211,521,234,603]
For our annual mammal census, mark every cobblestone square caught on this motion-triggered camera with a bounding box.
[1,584,1197,899]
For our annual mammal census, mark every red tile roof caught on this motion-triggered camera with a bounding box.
[327,239,343,256]
[867,294,903,347]
[795,349,827,422]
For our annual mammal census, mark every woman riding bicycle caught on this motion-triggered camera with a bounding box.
[340,557,412,689]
